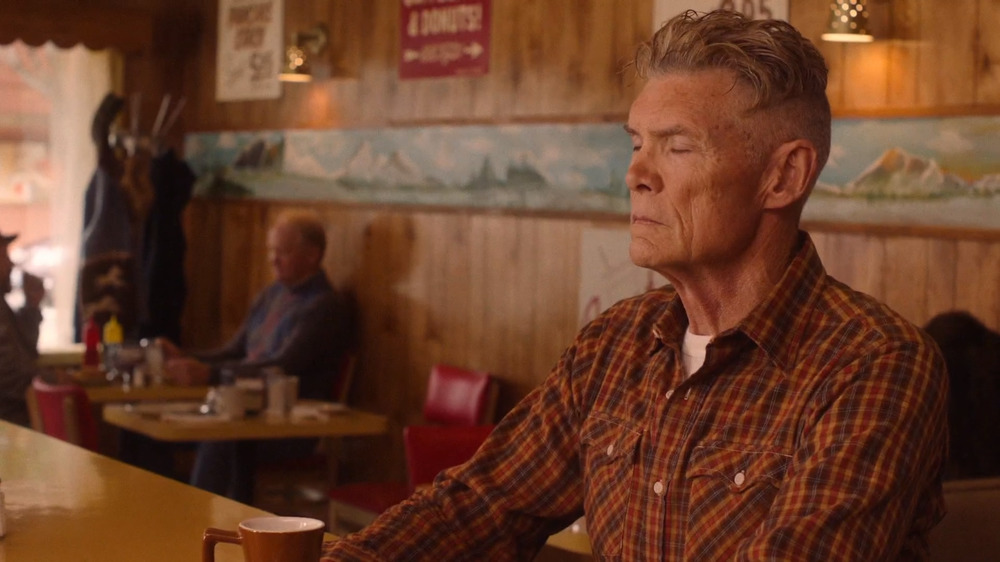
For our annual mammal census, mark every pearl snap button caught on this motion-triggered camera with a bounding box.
[606,444,614,456]
[734,471,746,486]
[665,389,674,400]
[653,481,664,495]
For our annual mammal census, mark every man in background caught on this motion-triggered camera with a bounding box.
[324,10,948,561]
[155,210,357,502]
[0,231,46,426]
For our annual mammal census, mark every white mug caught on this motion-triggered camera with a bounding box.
[214,385,246,419]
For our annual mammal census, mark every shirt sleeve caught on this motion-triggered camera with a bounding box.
[322,337,593,561]
[193,292,262,364]
[736,336,949,561]
[14,305,42,349]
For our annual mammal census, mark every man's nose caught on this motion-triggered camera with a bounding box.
[625,150,661,194]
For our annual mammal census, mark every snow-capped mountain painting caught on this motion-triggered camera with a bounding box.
[805,115,1000,227]
[184,115,1000,227]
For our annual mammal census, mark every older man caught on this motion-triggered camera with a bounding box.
[153,210,357,501]
[324,10,947,561]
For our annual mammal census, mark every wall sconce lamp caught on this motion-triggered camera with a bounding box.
[821,0,874,43]
[279,24,329,82]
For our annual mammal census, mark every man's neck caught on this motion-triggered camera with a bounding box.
[667,230,798,336]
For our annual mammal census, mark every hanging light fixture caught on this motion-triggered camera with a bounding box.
[278,24,329,82]
[821,0,874,43]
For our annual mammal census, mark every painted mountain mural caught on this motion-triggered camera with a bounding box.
[815,147,995,199]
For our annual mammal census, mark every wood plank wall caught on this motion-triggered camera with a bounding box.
[174,0,1000,487]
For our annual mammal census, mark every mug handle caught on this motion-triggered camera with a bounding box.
[202,528,241,562]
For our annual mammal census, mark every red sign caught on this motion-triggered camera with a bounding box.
[399,0,491,79]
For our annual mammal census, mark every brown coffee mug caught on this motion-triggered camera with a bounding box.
[203,516,324,562]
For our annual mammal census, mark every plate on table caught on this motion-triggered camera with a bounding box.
[125,401,205,416]
[289,402,347,421]
[160,411,230,423]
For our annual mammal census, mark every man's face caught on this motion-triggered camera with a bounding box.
[625,70,768,278]
[0,243,12,295]
[267,223,319,286]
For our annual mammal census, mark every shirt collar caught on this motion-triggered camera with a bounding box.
[650,231,825,373]
[733,231,825,373]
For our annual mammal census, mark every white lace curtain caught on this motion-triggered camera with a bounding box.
[1,41,120,346]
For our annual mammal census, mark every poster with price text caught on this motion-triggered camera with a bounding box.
[653,0,788,29]
[216,0,282,101]
[399,0,491,80]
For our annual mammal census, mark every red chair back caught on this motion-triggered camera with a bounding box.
[403,424,495,491]
[423,364,497,426]
[30,377,100,452]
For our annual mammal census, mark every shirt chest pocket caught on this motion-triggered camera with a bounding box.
[580,415,642,560]
[684,444,791,558]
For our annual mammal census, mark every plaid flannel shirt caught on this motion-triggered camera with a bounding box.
[325,232,948,561]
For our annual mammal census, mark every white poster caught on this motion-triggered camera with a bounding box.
[216,0,283,102]
[653,0,789,30]
[578,227,668,327]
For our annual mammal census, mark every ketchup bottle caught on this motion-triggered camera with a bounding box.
[83,316,101,367]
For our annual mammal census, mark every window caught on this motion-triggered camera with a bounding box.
[0,41,119,347]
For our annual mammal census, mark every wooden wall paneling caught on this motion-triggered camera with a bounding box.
[880,237,929,325]
[884,38,919,108]
[506,216,543,408]
[820,232,886,299]
[976,0,1000,104]
[840,42,891,111]
[217,202,268,344]
[528,217,588,389]
[915,0,978,108]
[924,238,959,322]
[182,199,224,348]
[464,213,491,375]
[355,0,400,127]
[482,213,526,407]
[433,213,473,369]
[952,239,1000,329]
[882,0,920,108]
[502,0,546,118]
[403,212,437,421]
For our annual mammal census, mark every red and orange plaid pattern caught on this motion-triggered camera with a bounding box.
[324,232,948,561]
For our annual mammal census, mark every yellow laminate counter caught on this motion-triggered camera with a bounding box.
[0,420,273,562]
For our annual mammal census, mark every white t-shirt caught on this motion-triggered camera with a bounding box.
[682,328,712,377]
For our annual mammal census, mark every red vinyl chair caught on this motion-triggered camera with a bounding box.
[423,364,498,426]
[403,424,495,490]
[27,376,100,452]
[327,364,499,534]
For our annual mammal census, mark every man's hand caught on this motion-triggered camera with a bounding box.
[164,357,211,386]
[22,272,44,308]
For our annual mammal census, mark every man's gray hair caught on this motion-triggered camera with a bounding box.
[634,10,832,172]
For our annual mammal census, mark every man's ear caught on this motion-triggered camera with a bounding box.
[760,139,818,211]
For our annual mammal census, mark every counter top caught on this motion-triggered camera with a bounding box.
[0,420,275,562]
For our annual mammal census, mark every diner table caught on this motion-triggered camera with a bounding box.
[0,419,334,562]
[85,382,211,404]
[102,400,389,441]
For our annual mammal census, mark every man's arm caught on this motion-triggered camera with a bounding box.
[323,341,592,560]
[737,337,948,561]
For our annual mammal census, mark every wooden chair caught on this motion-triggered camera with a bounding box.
[27,376,100,452]
[253,350,360,508]
[327,364,499,534]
